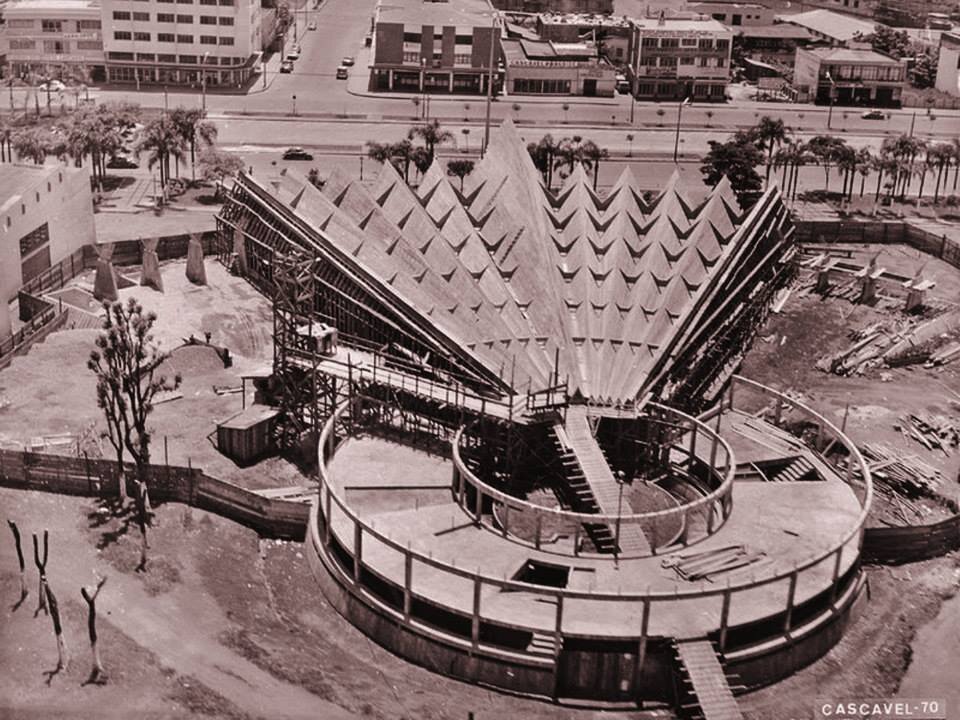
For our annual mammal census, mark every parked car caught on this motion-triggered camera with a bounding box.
[280,59,294,73]
[336,65,349,80]
[341,56,355,66]
[307,20,317,30]
[37,80,66,92]
[283,147,313,161]
[861,109,886,120]
[106,155,138,169]
[286,48,300,61]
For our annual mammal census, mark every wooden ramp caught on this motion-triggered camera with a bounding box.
[674,640,743,720]
[563,406,650,555]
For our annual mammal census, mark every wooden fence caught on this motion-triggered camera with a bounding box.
[863,514,960,565]
[0,448,309,541]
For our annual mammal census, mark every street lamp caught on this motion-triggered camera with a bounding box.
[613,470,632,561]
[629,76,637,125]
[672,96,690,164]
[481,13,500,158]
[201,51,210,113]
[825,71,836,130]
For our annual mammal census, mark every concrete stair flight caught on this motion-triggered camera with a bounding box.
[673,639,743,720]
[768,455,818,483]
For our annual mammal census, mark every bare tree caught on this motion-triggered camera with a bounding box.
[87,299,182,503]
[44,583,68,677]
[81,575,108,684]
[7,520,27,604]
[33,530,48,617]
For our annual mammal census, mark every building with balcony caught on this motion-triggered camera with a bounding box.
[935,30,960,95]
[501,37,616,94]
[627,15,733,101]
[1,0,105,83]
[368,0,501,94]
[793,45,906,106]
[99,0,262,88]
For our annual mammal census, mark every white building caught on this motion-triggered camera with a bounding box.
[935,31,960,95]
[99,0,263,87]
[1,0,105,83]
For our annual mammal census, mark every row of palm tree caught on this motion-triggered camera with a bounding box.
[526,134,609,191]
[366,119,454,184]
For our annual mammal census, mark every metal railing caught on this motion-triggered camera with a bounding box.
[451,404,735,559]
[310,377,872,661]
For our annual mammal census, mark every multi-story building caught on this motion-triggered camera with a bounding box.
[98,0,262,87]
[502,37,616,95]
[792,0,879,18]
[368,0,501,94]
[491,0,612,11]
[935,30,960,95]
[776,9,875,45]
[793,45,906,105]
[688,1,775,26]
[627,15,733,101]
[535,13,633,65]
[1,0,105,83]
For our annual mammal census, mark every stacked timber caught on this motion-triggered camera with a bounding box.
[662,545,769,582]
[859,442,943,497]
[897,414,959,454]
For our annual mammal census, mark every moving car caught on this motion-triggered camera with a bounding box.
[283,147,313,161]
[336,65,349,80]
[106,155,138,169]
[861,109,886,120]
[307,20,317,30]
[341,56,355,66]
[37,80,66,92]
[280,59,294,73]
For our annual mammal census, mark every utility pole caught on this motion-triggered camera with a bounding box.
[201,52,210,112]
[825,71,836,130]
[673,96,689,163]
[481,13,499,158]
[908,111,916,137]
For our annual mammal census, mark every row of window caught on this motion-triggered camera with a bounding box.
[7,18,102,30]
[402,32,472,45]
[112,10,234,24]
[113,31,234,44]
[8,38,103,51]
[107,51,240,64]
[641,36,729,51]
[634,81,726,96]
[640,55,725,67]
[512,78,571,94]
[401,51,473,65]
[155,0,236,5]
[819,64,904,82]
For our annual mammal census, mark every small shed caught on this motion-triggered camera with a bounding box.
[217,405,281,465]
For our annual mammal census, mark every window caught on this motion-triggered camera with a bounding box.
[134,31,150,41]
[681,37,697,47]
[9,39,36,50]
[177,14,193,22]
[114,31,132,40]
[158,32,175,41]
[698,38,712,50]
[199,0,216,4]
[77,40,103,50]
[716,39,729,51]
[108,51,134,60]
[661,38,678,49]
[41,19,63,33]
[158,13,174,21]
[455,34,471,44]
[218,0,234,5]
[512,77,570,94]
[219,36,234,45]
[453,52,470,64]
[640,55,657,66]
[113,11,131,20]
[133,11,149,21]
[642,36,658,47]
[19,223,49,259]
[77,19,101,29]
[200,35,217,44]
[8,19,35,28]
[179,54,197,63]
[158,53,176,61]
[200,15,216,24]
[177,34,194,43]
[218,16,233,25]
[660,56,677,67]
[43,39,67,53]
[402,51,419,63]
[679,55,695,65]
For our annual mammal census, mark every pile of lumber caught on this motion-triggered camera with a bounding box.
[927,341,960,367]
[815,317,956,375]
[815,322,896,376]
[875,484,929,526]
[859,442,943,497]
[661,545,768,582]
[896,413,959,454]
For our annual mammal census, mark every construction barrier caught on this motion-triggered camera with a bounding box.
[863,513,960,565]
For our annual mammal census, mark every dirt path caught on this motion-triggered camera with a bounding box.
[2,489,354,720]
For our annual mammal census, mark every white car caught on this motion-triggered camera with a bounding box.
[37,80,66,92]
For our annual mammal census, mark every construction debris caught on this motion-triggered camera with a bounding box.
[858,442,943,497]
[896,413,959,455]
[662,545,768,582]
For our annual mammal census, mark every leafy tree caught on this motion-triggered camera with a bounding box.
[912,49,939,89]
[365,140,392,165]
[853,24,910,59]
[169,107,217,181]
[410,145,432,178]
[408,119,453,167]
[197,147,244,198]
[807,135,848,192]
[446,158,475,192]
[753,115,789,186]
[11,128,50,164]
[854,147,873,198]
[135,115,186,189]
[87,299,181,501]
[60,102,132,190]
[526,134,559,188]
[700,133,763,205]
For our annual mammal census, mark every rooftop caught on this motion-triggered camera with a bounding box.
[0,164,65,211]
[375,0,496,28]
[735,23,814,40]
[630,16,732,33]
[538,12,633,28]
[502,37,603,63]
[803,46,904,64]
[3,0,99,10]
[775,9,874,42]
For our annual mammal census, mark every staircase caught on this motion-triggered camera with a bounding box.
[673,639,744,720]
[768,455,818,483]
[526,630,558,658]
[554,406,651,555]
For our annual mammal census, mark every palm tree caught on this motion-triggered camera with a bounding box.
[169,107,217,182]
[12,128,49,164]
[927,142,953,202]
[135,115,186,190]
[807,135,847,193]
[854,147,873,198]
[626,133,634,157]
[753,115,788,187]
[366,140,392,165]
[408,119,453,167]
[835,144,858,201]
[446,158,475,192]
[526,134,559,188]
[580,140,609,191]
[952,138,960,193]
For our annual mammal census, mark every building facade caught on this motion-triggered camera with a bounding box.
[627,16,733,101]
[99,0,262,87]
[491,0,612,11]
[935,30,960,95]
[793,46,906,105]
[1,0,105,83]
[368,0,501,94]
[0,164,95,337]
[687,2,775,26]
[535,12,633,65]
[502,37,616,94]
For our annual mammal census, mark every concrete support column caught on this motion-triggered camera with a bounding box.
[448,71,454,93]
[388,69,394,90]
[0,301,11,341]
